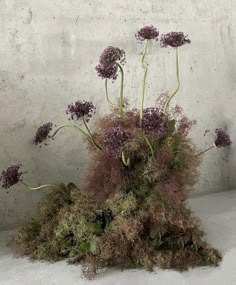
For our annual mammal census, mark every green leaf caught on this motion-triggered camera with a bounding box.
[89,240,98,255]
[79,241,89,254]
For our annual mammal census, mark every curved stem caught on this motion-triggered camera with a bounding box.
[121,151,130,167]
[116,63,124,119]
[105,79,115,106]
[144,136,155,159]
[82,118,103,151]
[140,40,149,121]
[197,145,216,156]
[164,48,180,114]
[49,124,91,141]
[21,181,56,190]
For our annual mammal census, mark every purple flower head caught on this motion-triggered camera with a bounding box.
[0,164,26,189]
[34,122,53,145]
[103,126,131,158]
[214,128,232,148]
[66,100,96,122]
[160,32,191,48]
[135,25,159,42]
[95,63,118,80]
[99,46,126,67]
[141,108,166,137]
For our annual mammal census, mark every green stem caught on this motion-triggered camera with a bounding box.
[116,62,124,119]
[164,48,180,114]
[21,181,56,190]
[121,151,130,167]
[82,118,103,151]
[140,40,149,120]
[105,79,115,105]
[197,146,216,156]
[144,136,155,159]
[49,124,91,141]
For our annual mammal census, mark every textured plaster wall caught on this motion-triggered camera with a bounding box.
[0,0,236,230]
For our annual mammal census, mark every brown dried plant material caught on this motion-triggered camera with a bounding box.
[9,109,221,279]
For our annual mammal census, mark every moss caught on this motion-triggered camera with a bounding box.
[10,110,222,279]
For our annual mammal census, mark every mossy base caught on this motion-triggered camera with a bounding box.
[10,183,221,279]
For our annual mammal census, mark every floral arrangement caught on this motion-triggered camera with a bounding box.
[1,26,232,279]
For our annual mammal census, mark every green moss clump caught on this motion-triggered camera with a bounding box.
[10,110,222,279]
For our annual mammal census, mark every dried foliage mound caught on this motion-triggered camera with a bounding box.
[3,26,231,280]
[10,108,221,279]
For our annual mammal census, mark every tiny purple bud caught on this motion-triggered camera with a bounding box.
[135,25,159,42]
[160,32,190,48]
[66,100,96,122]
[214,128,232,148]
[141,108,166,137]
[95,63,118,80]
[99,46,126,67]
[0,164,26,189]
[103,126,131,158]
[34,122,53,145]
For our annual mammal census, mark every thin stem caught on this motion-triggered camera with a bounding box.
[164,48,180,114]
[140,40,149,121]
[116,62,124,119]
[21,181,56,190]
[144,136,155,159]
[49,124,91,141]
[105,79,115,106]
[121,151,130,167]
[82,118,103,151]
[197,145,216,156]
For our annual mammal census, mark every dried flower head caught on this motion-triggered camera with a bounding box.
[135,25,159,42]
[0,164,26,189]
[34,122,53,145]
[160,32,191,48]
[141,108,166,137]
[214,128,232,148]
[103,126,131,158]
[95,63,118,80]
[177,117,197,136]
[99,46,126,67]
[66,100,96,122]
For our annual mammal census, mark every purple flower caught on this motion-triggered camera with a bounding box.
[103,126,131,158]
[0,164,26,189]
[135,25,159,42]
[214,128,232,148]
[141,108,166,137]
[160,32,191,48]
[66,100,96,122]
[99,46,126,67]
[177,117,197,136]
[95,63,118,80]
[34,122,53,145]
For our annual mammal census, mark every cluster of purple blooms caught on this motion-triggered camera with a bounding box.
[96,46,126,81]
[66,100,96,122]
[0,164,25,189]
[214,128,232,148]
[34,122,53,145]
[103,126,131,158]
[135,25,159,42]
[141,108,166,137]
[160,32,191,48]
[95,64,118,81]
[96,28,190,81]
[0,25,233,193]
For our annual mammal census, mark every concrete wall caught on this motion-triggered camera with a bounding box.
[0,0,236,230]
